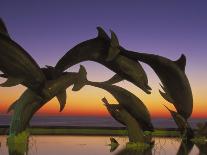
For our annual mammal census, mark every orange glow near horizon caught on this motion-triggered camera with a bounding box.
[0,83,206,118]
[0,63,206,119]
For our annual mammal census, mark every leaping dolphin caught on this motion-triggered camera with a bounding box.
[120,51,193,119]
[0,18,46,91]
[8,66,86,135]
[102,97,149,143]
[72,65,154,131]
[55,27,151,94]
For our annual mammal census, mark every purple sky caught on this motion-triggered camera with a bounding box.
[1,0,207,83]
[0,0,207,117]
[1,0,207,65]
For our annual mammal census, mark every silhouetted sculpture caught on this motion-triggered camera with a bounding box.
[55,27,151,94]
[8,67,86,135]
[0,19,149,136]
[102,97,149,143]
[0,19,46,94]
[0,18,198,151]
[118,49,194,139]
[75,68,154,132]
[72,66,153,144]
[121,52,193,120]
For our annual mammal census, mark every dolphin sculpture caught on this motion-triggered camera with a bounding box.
[0,19,74,110]
[0,18,46,92]
[8,66,86,135]
[102,97,152,143]
[72,65,154,131]
[120,50,193,119]
[55,26,192,119]
[55,27,151,94]
[101,97,125,125]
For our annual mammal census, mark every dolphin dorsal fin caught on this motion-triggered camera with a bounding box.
[106,30,120,61]
[0,18,10,37]
[72,65,87,91]
[96,27,110,40]
[174,54,186,72]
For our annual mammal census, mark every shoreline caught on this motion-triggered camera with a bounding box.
[0,126,181,137]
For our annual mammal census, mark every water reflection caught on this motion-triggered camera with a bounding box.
[176,140,194,155]
[0,136,201,155]
[116,146,152,155]
[196,143,207,155]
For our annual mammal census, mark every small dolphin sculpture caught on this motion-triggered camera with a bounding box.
[55,27,151,94]
[121,51,193,119]
[72,65,153,131]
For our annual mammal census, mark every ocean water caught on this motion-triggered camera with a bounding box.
[0,115,206,128]
[0,136,201,155]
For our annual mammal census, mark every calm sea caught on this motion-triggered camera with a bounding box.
[0,115,206,128]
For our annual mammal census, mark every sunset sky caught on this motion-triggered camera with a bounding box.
[0,0,206,118]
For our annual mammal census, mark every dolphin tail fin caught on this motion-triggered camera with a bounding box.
[56,90,67,112]
[174,54,186,72]
[72,65,88,91]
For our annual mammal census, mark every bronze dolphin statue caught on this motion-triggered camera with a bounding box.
[72,65,153,131]
[0,18,46,91]
[8,66,86,135]
[121,51,193,119]
[55,27,151,94]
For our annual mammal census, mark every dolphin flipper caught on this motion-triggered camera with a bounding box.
[72,65,87,91]
[56,90,67,112]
